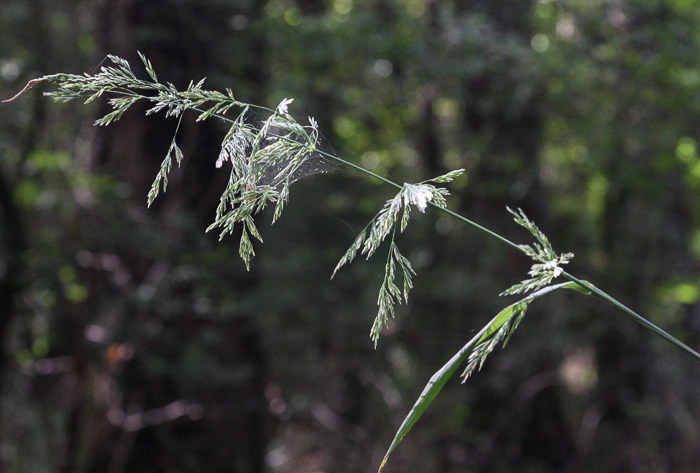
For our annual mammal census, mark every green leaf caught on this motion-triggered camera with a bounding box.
[377,281,583,472]
[566,280,593,295]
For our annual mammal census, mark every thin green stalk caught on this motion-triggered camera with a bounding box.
[315,148,403,190]
[561,271,700,361]
[426,201,524,253]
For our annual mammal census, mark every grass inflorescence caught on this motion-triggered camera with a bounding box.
[7,53,699,473]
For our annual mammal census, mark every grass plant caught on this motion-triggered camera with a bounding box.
[5,54,699,472]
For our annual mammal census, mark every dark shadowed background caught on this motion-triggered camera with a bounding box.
[1,1,699,472]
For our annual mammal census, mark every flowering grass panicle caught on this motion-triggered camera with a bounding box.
[7,53,698,473]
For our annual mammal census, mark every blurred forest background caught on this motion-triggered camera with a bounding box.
[1,0,700,472]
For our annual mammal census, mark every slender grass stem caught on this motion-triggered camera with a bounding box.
[561,271,700,361]
[315,148,403,190]
[426,201,524,253]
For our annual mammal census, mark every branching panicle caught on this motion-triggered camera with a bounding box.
[202,102,321,255]
[29,54,326,269]
[331,229,367,279]
[371,241,415,346]
[501,207,574,296]
[147,115,184,207]
[333,171,463,343]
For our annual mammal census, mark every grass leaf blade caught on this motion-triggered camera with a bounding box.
[378,281,581,472]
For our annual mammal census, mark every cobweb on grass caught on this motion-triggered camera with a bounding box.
[215,109,339,193]
[259,134,339,187]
